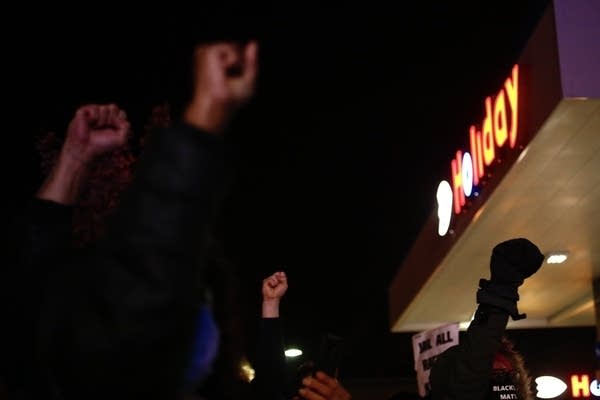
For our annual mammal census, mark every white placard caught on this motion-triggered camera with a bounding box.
[412,323,460,397]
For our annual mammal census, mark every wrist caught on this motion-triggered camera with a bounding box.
[476,286,525,320]
[57,146,93,170]
[37,151,90,205]
[183,97,231,136]
[262,299,281,318]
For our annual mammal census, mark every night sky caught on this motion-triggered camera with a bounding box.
[11,0,589,384]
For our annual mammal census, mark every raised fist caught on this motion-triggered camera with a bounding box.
[63,104,130,165]
[262,271,288,302]
[477,238,545,320]
[185,41,258,134]
[489,238,545,286]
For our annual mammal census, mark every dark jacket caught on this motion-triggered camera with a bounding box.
[429,304,510,400]
[252,317,287,400]
[5,123,228,399]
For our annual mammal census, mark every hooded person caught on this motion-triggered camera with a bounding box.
[429,238,544,400]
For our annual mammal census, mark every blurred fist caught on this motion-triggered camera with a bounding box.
[185,41,258,134]
[63,104,130,164]
[489,238,545,286]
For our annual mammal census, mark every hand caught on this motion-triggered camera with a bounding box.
[37,104,130,204]
[261,271,287,318]
[62,104,130,166]
[262,271,288,301]
[477,238,545,320]
[489,238,544,286]
[184,41,258,134]
[297,371,351,400]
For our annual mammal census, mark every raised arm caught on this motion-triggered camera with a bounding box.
[429,238,544,400]
[252,271,288,400]
[262,271,288,318]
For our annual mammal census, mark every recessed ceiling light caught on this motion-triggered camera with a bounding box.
[516,147,529,164]
[546,251,569,264]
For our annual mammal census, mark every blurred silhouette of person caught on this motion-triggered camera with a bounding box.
[429,238,543,400]
[13,102,250,400]
[5,36,259,399]
[5,103,131,399]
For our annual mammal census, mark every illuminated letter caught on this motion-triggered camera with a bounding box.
[451,151,464,214]
[469,126,484,185]
[462,152,473,197]
[591,380,600,396]
[494,91,508,148]
[535,376,567,399]
[505,64,519,148]
[482,97,495,166]
[436,180,453,236]
[571,374,590,397]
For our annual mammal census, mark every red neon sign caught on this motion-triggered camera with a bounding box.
[451,64,519,215]
[436,65,520,236]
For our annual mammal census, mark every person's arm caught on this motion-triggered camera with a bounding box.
[252,271,288,400]
[3,104,131,397]
[26,104,129,265]
[17,104,129,274]
[429,304,509,400]
[40,41,258,399]
[429,238,544,400]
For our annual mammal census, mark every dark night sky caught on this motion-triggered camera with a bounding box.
[11,1,588,383]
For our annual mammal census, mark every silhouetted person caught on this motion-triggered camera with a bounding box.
[429,238,543,400]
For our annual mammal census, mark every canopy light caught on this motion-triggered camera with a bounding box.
[546,251,569,264]
[285,348,303,358]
